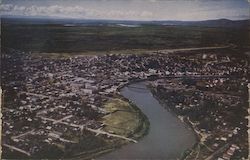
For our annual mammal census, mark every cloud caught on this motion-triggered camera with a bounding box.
[149,0,157,3]
[0,4,13,12]
[0,3,153,20]
[1,4,84,18]
[0,1,248,21]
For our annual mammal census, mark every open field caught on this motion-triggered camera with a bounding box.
[101,98,149,140]
[70,98,150,160]
[29,45,231,58]
[102,98,140,137]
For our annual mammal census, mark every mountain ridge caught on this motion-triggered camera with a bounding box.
[2,15,249,28]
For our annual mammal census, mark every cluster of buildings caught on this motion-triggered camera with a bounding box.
[151,78,249,159]
[1,48,249,159]
[150,53,249,159]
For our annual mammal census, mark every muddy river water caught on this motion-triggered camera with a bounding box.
[99,82,196,160]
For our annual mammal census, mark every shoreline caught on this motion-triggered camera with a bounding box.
[115,78,199,160]
[148,85,200,160]
[116,79,198,159]
[113,76,248,159]
[71,87,150,160]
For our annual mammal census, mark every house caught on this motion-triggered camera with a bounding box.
[222,153,231,160]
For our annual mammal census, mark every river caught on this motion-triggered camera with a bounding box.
[99,82,196,160]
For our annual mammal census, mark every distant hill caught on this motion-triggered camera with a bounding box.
[156,19,250,28]
[2,15,249,28]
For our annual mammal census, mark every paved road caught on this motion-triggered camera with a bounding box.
[38,116,81,128]
[36,105,63,115]
[20,92,51,99]
[11,129,35,139]
[155,46,230,54]
[194,144,201,160]
[38,115,137,143]
[52,115,73,124]
[204,143,230,160]
[86,127,137,143]
[3,144,31,156]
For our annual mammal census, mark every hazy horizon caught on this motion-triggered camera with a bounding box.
[1,0,249,21]
[2,14,250,22]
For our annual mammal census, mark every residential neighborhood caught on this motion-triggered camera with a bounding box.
[1,48,249,159]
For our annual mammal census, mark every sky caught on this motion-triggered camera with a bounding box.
[0,0,249,21]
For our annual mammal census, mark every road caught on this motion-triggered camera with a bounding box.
[194,144,200,160]
[36,105,64,115]
[11,129,35,140]
[155,46,230,54]
[38,115,137,143]
[52,115,73,124]
[3,144,31,156]
[204,143,230,160]
[38,116,82,128]
[86,127,137,143]
[20,92,52,99]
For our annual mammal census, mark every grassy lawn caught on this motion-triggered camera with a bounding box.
[102,98,140,137]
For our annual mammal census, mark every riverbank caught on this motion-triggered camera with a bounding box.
[106,79,197,160]
[101,98,150,139]
[148,85,200,160]
[71,95,150,160]
[99,82,196,159]
[148,78,248,159]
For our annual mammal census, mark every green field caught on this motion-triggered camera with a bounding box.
[102,98,141,137]
[2,22,249,54]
